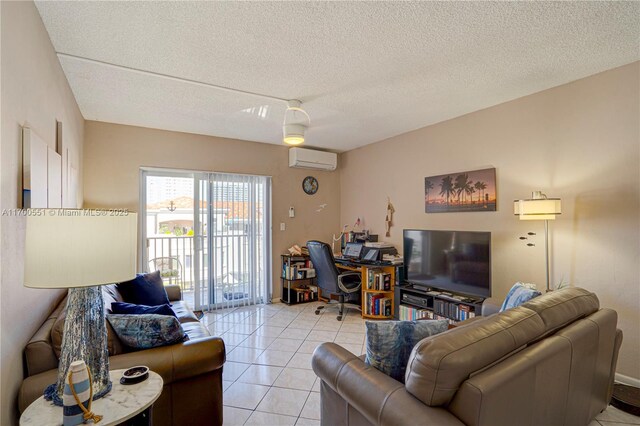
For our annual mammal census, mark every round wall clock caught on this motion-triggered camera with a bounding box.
[302,176,319,195]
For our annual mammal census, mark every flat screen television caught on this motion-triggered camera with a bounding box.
[403,229,491,298]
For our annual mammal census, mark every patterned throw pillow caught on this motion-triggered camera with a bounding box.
[365,320,449,382]
[500,282,542,312]
[107,314,186,349]
[116,271,170,306]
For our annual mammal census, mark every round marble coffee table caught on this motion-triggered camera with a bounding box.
[20,369,163,426]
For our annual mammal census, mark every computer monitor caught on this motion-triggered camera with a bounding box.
[342,242,364,259]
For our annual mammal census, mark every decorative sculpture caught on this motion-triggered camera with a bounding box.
[385,198,395,237]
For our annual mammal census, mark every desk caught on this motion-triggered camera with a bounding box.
[336,260,399,319]
[20,370,163,426]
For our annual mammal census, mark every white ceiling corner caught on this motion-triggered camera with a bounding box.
[35,1,640,152]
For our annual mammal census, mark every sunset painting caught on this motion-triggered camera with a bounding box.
[425,168,497,213]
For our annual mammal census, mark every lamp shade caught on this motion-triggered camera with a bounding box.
[283,123,306,145]
[282,100,310,145]
[24,210,137,288]
[513,198,562,221]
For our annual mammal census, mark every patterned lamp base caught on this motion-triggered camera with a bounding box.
[45,286,111,406]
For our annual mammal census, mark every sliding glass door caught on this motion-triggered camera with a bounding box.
[141,169,271,310]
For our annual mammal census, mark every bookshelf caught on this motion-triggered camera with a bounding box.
[396,284,484,324]
[362,267,394,318]
[336,262,400,319]
[280,254,318,305]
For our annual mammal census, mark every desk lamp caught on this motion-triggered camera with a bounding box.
[24,210,137,404]
[514,191,562,292]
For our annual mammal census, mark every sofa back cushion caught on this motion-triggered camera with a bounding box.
[24,294,67,376]
[51,285,126,358]
[521,286,599,337]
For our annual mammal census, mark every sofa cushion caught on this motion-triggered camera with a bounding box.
[51,297,125,358]
[521,286,599,337]
[116,271,170,306]
[182,321,212,340]
[365,320,449,382]
[107,314,187,350]
[102,284,125,311]
[405,305,546,407]
[500,282,541,312]
[25,295,67,376]
[171,300,200,323]
[111,302,177,318]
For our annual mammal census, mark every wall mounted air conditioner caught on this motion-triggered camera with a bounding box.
[289,147,337,171]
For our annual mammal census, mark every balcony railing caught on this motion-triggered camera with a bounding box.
[146,235,200,291]
[146,233,264,307]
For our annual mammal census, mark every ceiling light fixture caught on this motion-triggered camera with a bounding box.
[56,54,313,145]
[283,100,310,145]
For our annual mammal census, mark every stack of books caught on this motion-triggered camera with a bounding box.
[365,268,392,291]
[365,293,392,316]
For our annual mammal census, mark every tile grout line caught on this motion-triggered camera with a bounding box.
[214,301,362,425]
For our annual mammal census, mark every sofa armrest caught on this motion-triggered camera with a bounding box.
[482,297,502,316]
[165,285,182,301]
[19,336,225,413]
[312,343,464,426]
[110,336,225,383]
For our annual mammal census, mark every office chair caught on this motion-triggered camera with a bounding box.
[307,240,362,321]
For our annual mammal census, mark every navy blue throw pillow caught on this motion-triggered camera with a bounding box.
[116,270,170,306]
[111,302,177,318]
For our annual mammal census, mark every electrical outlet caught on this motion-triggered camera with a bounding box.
[280,222,286,231]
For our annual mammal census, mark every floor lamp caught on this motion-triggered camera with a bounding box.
[24,210,137,405]
[514,191,562,292]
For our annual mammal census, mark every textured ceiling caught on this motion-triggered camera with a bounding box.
[35,1,639,152]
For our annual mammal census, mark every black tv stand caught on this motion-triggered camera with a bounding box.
[394,283,485,323]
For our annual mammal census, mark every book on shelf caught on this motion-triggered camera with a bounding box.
[282,260,315,280]
[365,268,392,291]
[292,286,317,303]
[365,293,392,316]
[401,300,476,322]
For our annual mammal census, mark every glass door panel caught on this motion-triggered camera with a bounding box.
[141,169,271,310]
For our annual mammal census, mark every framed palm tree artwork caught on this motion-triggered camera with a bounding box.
[425,168,496,213]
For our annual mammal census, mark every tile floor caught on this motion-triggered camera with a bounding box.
[203,300,365,426]
[203,301,640,426]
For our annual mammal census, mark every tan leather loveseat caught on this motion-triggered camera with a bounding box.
[19,284,225,426]
[312,287,622,426]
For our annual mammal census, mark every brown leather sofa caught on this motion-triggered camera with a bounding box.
[312,287,622,426]
[19,284,226,426]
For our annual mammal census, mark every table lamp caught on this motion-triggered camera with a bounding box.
[24,210,137,405]
[514,191,562,292]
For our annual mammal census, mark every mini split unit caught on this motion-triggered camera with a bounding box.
[288,147,337,171]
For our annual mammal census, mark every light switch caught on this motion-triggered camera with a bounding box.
[280,222,286,231]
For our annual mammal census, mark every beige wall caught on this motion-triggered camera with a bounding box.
[0,2,85,424]
[83,121,340,300]
[339,62,640,380]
